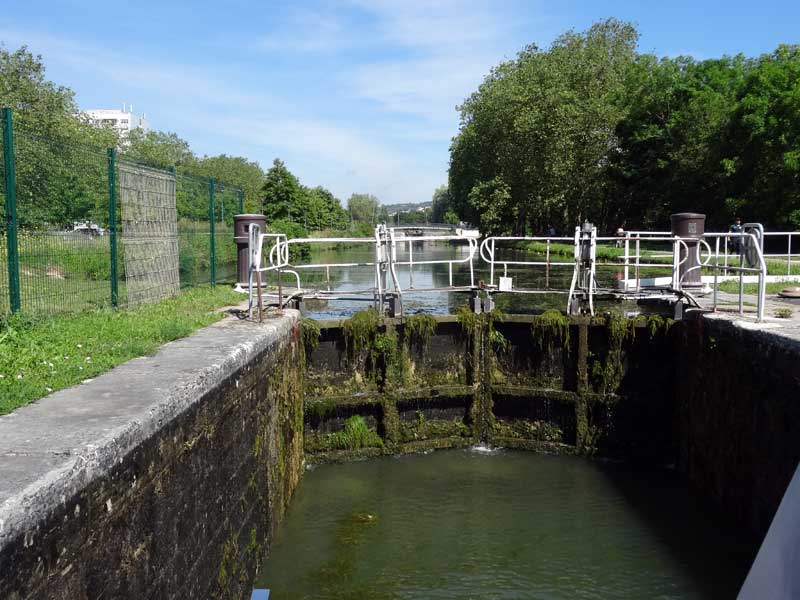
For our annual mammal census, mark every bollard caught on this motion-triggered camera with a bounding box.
[234,214,266,287]
[670,213,705,289]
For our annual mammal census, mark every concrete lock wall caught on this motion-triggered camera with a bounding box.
[303,311,679,463]
[674,315,800,539]
[0,311,304,600]
[303,310,800,542]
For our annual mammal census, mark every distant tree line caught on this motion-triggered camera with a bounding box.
[445,19,800,235]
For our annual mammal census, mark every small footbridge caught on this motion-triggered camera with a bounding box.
[243,219,800,323]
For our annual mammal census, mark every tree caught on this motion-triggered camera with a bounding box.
[192,154,266,214]
[449,19,640,233]
[0,46,118,227]
[720,45,800,229]
[431,185,451,223]
[347,193,379,224]
[261,159,303,222]
[124,130,195,169]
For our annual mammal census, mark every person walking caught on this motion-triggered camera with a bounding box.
[729,217,743,255]
[615,225,626,248]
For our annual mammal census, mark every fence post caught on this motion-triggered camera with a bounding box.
[2,107,20,313]
[209,177,216,285]
[107,148,118,308]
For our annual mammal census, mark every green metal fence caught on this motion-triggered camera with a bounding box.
[0,108,244,315]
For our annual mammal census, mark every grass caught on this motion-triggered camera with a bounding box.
[0,285,242,414]
[526,240,800,275]
[717,280,798,295]
[1,228,239,312]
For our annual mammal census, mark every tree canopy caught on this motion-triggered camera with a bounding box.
[447,20,800,234]
[347,193,380,224]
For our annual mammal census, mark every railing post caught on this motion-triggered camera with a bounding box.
[107,148,118,308]
[209,177,216,285]
[2,107,20,313]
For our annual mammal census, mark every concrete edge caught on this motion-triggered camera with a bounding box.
[0,310,300,550]
[696,310,800,354]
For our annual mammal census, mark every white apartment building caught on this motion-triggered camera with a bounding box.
[84,104,150,140]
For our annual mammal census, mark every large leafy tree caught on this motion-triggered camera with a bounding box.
[449,20,800,233]
[261,158,303,222]
[347,193,379,224]
[449,19,638,234]
[720,45,800,229]
[124,129,195,169]
[0,46,117,227]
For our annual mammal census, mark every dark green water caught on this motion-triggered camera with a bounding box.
[256,449,754,599]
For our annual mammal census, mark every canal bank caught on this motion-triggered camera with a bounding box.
[0,310,303,600]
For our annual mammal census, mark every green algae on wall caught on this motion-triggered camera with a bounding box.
[305,310,681,464]
[530,309,570,354]
[301,317,321,356]
[404,313,437,352]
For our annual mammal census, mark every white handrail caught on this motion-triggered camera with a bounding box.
[245,223,774,322]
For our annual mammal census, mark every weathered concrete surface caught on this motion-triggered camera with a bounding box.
[0,309,303,600]
[677,309,800,540]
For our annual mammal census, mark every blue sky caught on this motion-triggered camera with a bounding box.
[2,0,798,205]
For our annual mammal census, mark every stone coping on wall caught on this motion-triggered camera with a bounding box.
[693,308,800,353]
[0,309,299,552]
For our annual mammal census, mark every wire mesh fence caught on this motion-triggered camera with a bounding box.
[119,161,179,306]
[0,108,244,316]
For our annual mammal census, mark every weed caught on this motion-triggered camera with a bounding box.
[325,415,383,450]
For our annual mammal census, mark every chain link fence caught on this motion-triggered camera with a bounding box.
[0,108,244,315]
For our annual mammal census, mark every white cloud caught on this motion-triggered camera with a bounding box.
[213,115,445,203]
[1,1,551,205]
[341,1,541,125]
[255,7,354,53]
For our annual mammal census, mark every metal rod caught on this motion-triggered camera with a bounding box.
[546,240,550,288]
[712,237,719,311]
[209,177,216,286]
[107,147,118,308]
[738,250,744,315]
[2,107,20,313]
[408,238,414,289]
[256,269,264,322]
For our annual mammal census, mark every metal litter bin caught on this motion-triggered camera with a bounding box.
[670,212,705,289]
[234,214,266,286]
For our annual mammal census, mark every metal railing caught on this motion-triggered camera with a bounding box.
[248,222,786,322]
[479,236,575,292]
[763,231,800,276]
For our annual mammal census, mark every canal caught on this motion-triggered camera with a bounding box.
[256,450,754,599]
